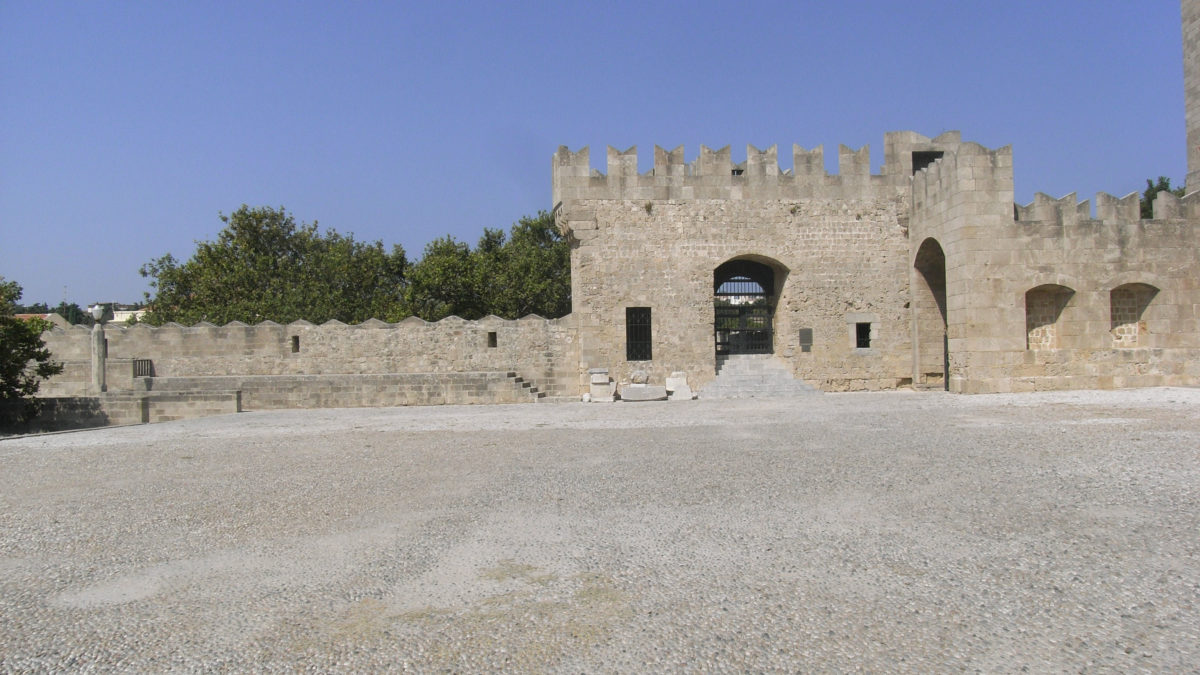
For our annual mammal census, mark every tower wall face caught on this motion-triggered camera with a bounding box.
[1185,0,1200,189]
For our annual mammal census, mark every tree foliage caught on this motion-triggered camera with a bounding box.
[404,211,570,321]
[139,205,568,326]
[0,277,63,427]
[52,301,93,326]
[1141,176,1186,218]
[140,206,409,325]
[13,300,93,325]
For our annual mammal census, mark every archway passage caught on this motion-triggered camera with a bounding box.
[714,259,776,355]
[913,238,948,389]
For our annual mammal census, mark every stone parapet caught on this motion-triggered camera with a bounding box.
[553,131,964,207]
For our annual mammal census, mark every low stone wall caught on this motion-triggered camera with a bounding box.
[2,390,242,434]
[1,397,113,434]
[144,372,539,410]
[40,314,580,400]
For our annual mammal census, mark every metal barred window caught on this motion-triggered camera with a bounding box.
[626,307,652,361]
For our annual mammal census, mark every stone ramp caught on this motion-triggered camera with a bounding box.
[699,354,820,399]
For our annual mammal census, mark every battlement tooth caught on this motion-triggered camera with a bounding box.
[1015,200,1034,221]
[1027,193,1072,224]
[1076,198,1091,221]
[695,145,732,177]
[1095,192,1139,222]
[554,146,590,176]
[654,145,686,177]
[607,145,637,178]
[1153,190,1182,219]
[745,144,779,177]
[838,145,869,179]
[792,145,825,177]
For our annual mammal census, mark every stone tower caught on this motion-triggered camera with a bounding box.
[1185,0,1200,189]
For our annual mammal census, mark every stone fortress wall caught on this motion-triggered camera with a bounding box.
[553,132,945,392]
[911,142,1200,393]
[39,314,579,409]
[554,122,1200,395]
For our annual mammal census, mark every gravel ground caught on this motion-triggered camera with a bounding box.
[2,388,1199,672]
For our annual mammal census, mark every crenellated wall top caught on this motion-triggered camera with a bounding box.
[552,131,964,205]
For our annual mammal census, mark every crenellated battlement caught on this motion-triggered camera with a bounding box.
[552,131,965,205]
[909,140,1015,237]
[1012,189,1200,225]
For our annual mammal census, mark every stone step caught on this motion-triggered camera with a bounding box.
[701,354,820,399]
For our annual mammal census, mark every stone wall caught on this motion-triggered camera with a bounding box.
[554,127,1200,396]
[40,314,579,401]
[911,142,1200,393]
[554,132,965,392]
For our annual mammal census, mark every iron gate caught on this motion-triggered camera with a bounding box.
[714,275,773,355]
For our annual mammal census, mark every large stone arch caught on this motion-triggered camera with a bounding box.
[713,255,789,357]
[912,237,948,388]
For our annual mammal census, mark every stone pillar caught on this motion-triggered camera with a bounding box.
[91,322,107,393]
[1185,0,1200,190]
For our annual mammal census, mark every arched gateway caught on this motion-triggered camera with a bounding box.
[713,258,781,356]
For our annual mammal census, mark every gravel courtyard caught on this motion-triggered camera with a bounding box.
[2,388,1198,672]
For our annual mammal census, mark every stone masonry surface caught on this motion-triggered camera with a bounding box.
[2,388,1199,671]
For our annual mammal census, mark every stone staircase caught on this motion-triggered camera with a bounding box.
[699,354,820,399]
[506,372,547,400]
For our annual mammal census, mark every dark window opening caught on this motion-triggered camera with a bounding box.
[291,335,300,353]
[487,331,497,348]
[856,322,871,349]
[626,307,652,361]
[912,151,944,175]
[731,168,744,176]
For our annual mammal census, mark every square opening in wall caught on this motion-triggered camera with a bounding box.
[856,322,871,349]
[912,151,944,174]
[487,331,497,348]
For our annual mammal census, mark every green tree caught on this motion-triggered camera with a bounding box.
[403,211,569,321]
[0,277,63,427]
[53,301,92,326]
[404,235,483,321]
[479,211,570,319]
[140,205,409,325]
[14,301,50,314]
[1141,176,1185,218]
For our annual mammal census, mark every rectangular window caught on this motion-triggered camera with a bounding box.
[855,322,871,349]
[626,307,652,361]
[487,331,497,348]
[291,335,300,353]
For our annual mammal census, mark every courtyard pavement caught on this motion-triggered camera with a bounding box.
[1,388,1198,672]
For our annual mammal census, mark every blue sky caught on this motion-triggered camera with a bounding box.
[0,1,1187,306]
